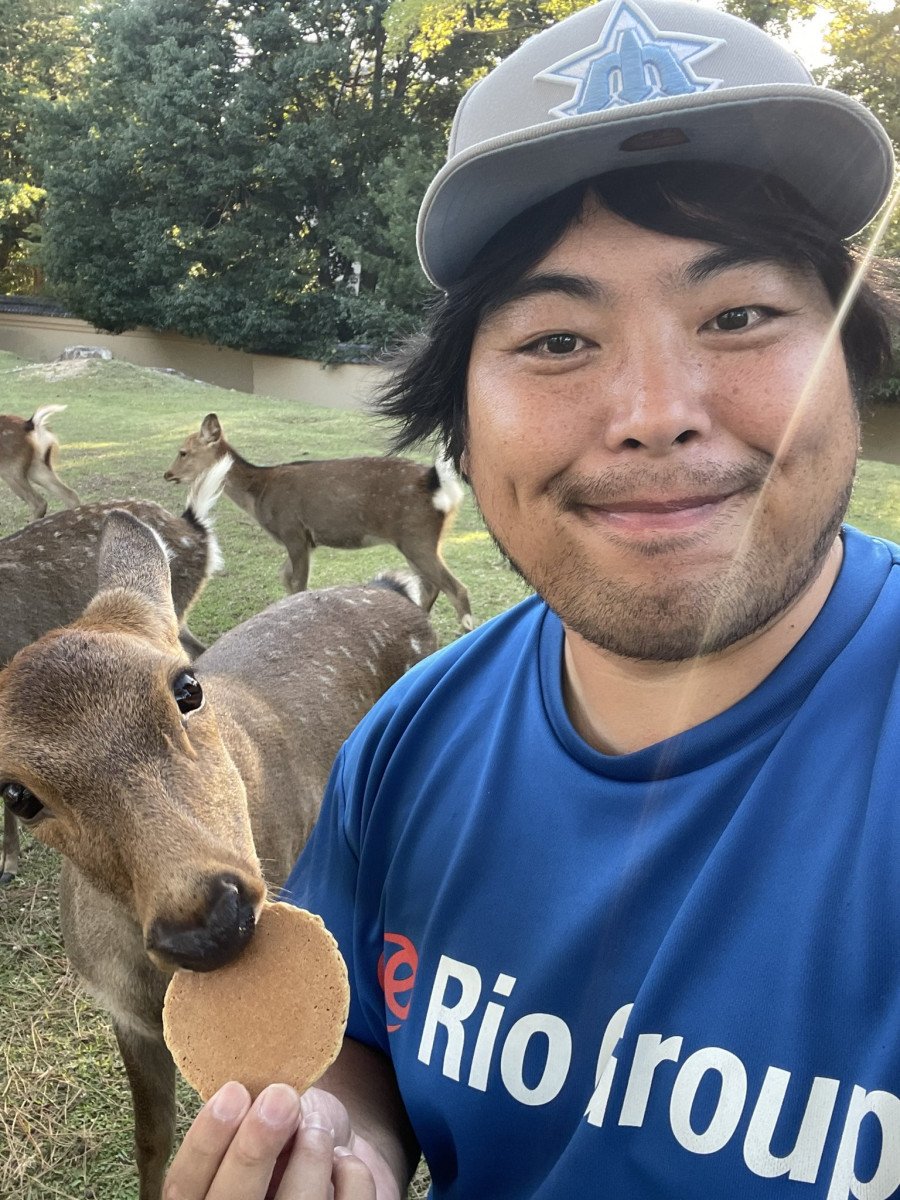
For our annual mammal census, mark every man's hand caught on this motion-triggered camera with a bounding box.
[163,1081,403,1200]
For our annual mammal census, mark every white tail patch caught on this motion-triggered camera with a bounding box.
[431,455,464,514]
[29,404,68,457]
[31,404,68,429]
[372,569,426,609]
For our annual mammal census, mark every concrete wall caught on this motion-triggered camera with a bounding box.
[0,312,387,411]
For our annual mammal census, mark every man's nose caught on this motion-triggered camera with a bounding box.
[602,346,712,455]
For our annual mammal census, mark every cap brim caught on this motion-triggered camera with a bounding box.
[418,83,896,288]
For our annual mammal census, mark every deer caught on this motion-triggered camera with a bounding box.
[0,459,229,885]
[0,403,81,521]
[0,508,437,1200]
[164,411,474,631]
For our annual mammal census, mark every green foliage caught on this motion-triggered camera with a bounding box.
[31,2,391,355]
[0,0,89,291]
[31,0,541,358]
[31,0,601,358]
[718,0,818,35]
[818,0,900,257]
[815,3,900,401]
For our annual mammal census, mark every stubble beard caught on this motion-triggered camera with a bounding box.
[478,468,855,664]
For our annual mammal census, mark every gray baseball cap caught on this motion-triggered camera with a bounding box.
[417,0,896,288]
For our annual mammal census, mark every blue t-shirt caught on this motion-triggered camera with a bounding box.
[285,525,900,1199]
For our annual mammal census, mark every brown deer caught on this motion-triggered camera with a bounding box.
[0,403,81,520]
[0,459,229,885]
[164,411,474,630]
[0,508,436,1200]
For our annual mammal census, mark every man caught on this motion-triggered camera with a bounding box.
[164,1,896,1197]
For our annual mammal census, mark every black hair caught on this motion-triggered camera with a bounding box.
[375,161,894,467]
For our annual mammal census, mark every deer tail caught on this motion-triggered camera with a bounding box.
[430,454,464,514]
[369,570,428,609]
[27,405,67,459]
[29,404,68,430]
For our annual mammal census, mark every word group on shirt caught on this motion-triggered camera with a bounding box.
[409,952,900,1200]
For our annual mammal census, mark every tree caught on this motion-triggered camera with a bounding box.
[818,0,899,257]
[818,1,900,403]
[0,0,88,291]
[718,0,817,35]
[33,0,581,356]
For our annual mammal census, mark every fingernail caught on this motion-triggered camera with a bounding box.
[302,1110,334,1136]
[334,1146,353,1158]
[257,1083,299,1127]
[208,1081,248,1122]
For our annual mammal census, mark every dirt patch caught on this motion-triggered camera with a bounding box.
[9,359,100,382]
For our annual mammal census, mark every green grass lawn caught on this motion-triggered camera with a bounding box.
[1,351,899,1199]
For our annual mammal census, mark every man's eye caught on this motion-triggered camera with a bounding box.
[526,333,586,355]
[709,306,774,332]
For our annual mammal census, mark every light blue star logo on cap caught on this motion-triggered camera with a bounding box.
[537,0,724,117]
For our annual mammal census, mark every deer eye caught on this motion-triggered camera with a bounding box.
[2,781,45,823]
[172,671,204,714]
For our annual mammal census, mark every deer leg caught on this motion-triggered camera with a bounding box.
[280,537,312,594]
[178,624,207,658]
[114,1021,177,1200]
[1,808,20,884]
[0,463,48,520]
[400,542,473,631]
[27,458,81,510]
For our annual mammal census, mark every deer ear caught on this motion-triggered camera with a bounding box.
[200,413,222,444]
[96,510,177,617]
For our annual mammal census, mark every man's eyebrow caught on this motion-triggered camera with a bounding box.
[675,247,802,289]
[483,272,608,319]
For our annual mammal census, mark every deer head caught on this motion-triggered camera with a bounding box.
[0,510,266,973]
[163,413,228,486]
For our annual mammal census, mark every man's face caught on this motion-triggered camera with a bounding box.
[463,202,860,662]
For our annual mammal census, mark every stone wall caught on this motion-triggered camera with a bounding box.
[0,312,386,412]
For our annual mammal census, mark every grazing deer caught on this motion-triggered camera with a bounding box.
[164,412,474,630]
[0,403,81,521]
[0,509,436,1200]
[0,461,228,885]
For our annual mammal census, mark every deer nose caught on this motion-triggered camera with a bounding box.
[145,875,257,971]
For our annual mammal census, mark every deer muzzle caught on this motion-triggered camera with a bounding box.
[145,873,260,972]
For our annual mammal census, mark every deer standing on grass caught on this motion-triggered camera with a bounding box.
[0,508,436,1200]
[0,403,81,521]
[0,460,228,885]
[164,411,474,630]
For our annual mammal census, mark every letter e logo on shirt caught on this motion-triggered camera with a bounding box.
[378,932,419,1033]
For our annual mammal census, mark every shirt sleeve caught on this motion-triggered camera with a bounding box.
[282,741,391,1056]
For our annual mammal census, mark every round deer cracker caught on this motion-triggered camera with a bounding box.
[162,901,350,1101]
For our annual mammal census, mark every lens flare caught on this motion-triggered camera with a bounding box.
[663,185,900,744]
